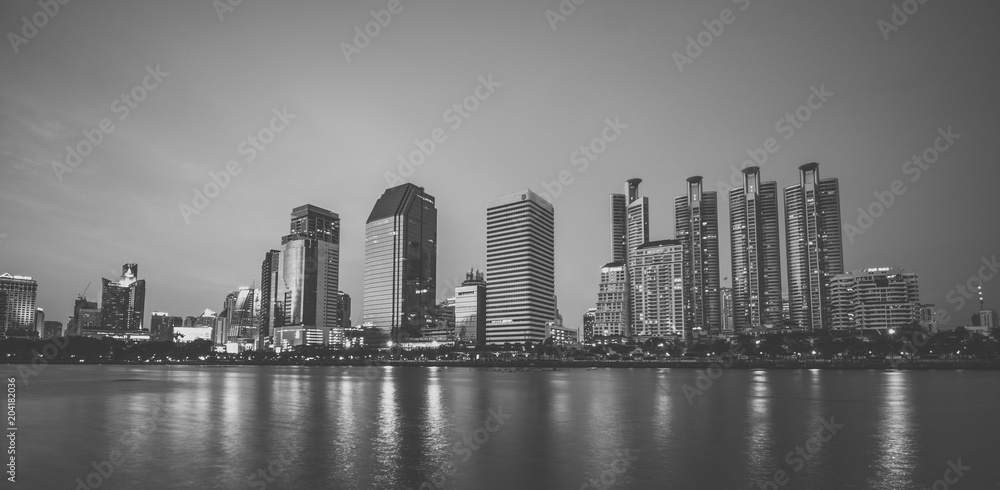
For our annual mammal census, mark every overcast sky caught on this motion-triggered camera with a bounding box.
[1,0,998,330]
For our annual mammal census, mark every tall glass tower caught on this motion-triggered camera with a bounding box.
[99,264,145,331]
[485,190,555,344]
[674,176,721,338]
[277,205,340,329]
[784,163,844,330]
[729,166,782,332]
[364,183,437,341]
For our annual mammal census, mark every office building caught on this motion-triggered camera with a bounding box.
[454,269,487,346]
[674,176,721,337]
[729,166,783,331]
[34,308,44,336]
[583,308,596,342]
[42,321,63,339]
[364,184,437,341]
[337,291,351,329]
[0,273,38,336]
[784,163,844,330]
[720,287,734,333]
[260,249,281,346]
[594,261,628,337]
[99,264,146,331]
[630,240,686,339]
[222,287,259,342]
[150,312,182,342]
[829,267,919,330]
[485,190,555,344]
[276,205,341,332]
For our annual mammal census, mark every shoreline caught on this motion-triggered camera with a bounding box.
[6,359,1000,370]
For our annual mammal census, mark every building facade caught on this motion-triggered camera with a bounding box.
[630,240,686,339]
[829,267,919,330]
[784,163,844,330]
[454,269,487,346]
[594,262,628,337]
[0,273,38,336]
[674,176,721,337]
[150,312,183,342]
[364,184,437,341]
[260,249,281,346]
[485,190,555,344]
[99,264,146,331]
[729,166,783,332]
[276,205,341,332]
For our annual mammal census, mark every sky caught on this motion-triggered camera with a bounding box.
[1,0,998,331]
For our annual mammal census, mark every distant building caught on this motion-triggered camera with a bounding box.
[277,205,341,333]
[630,240,686,340]
[99,264,146,331]
[34,308,44,336]
[424,298,456,342]
[223,287,259,343]
[582,308,596,342]
[720,287,734,333]
[454,269,487,347]
[919,304,938,332]
[173,326,213,343]
[260,249,281,348]
[675,177,721,337]
[548,324,578,345]
[364,184,437,341]
[78,308,101,331]
[0,273,38,336]
[272,325,340,350]
[784,163,844,330]
[70,296,99,336]
[485,190,555,344]
[337,291,351,329]
[974,309,998,330]
[150,312,182,342]
[42,321,63,339]
[829,268,919,330]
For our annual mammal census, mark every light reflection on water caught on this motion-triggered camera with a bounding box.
[8,365,999,489]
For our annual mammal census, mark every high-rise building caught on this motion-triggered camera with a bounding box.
[333,291,350,329]
[609,194,627,263]
[485,190,555,344]
[276,205,341,331]
[630,240,686,339]
[729,166,783,332]
[223,287,259,342]
[829,267,919,330]
[919,304,938,332]
[99,264,146,331]
[720,287,734,333]
[364,184,437,341]
[0,273,38,336]
[34,308,44,336]
[674,176,721,337]
[784,163,844,330]
[260,249,281,346]
[150,312,182,342]
[594,261,628,337]
[454,269,487,347]
[583,308,596,342]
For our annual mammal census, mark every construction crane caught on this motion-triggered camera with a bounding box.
[78,282,91,301]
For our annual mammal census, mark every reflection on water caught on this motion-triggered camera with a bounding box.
[8,365,998,489]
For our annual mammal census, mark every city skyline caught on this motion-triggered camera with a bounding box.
[1,0,999,332]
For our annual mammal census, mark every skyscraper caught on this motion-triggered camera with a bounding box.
[260,249,281,346]
[0,273,38,337]
[337,291,351,329]
[364,183,437,341]
[594,261,628,337]
[609,193,627,263]
[729,166,783,332]
[784,163,844,330]
[150,312,182,342]
[674,176,721,337]
[605,179,648,337]
[276,205,341,330]
[454,269,486,347]
[223,287,259,342]
[485,190,555,344]
[630,239,685,339]
[99,264,145,331]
